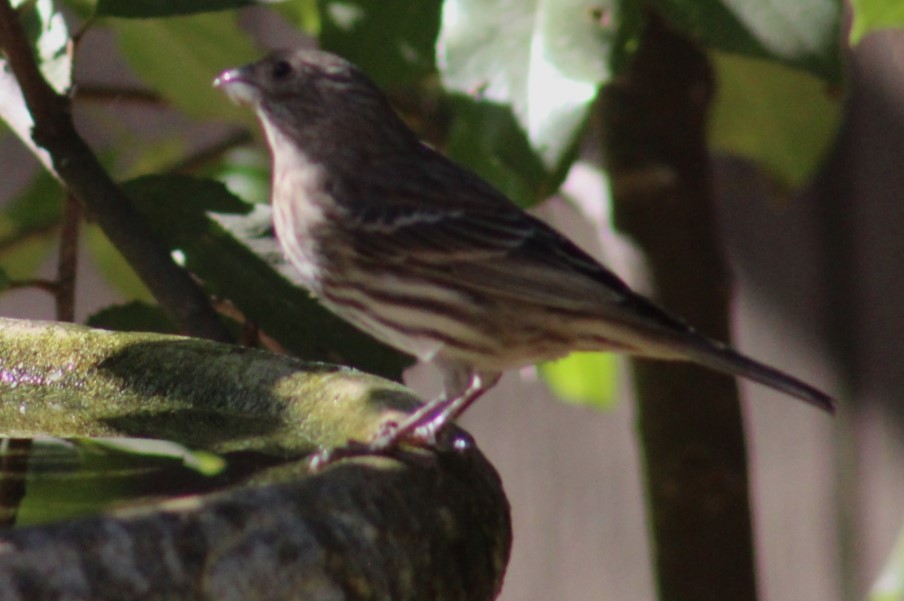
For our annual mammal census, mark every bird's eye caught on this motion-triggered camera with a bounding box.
[271,60,292,80]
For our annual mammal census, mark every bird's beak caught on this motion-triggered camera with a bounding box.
[213,65,259,106]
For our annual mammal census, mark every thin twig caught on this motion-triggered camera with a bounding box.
[209,295,289,355]
[55,192,80,321]
[0,221,58,253]
[4,191,79,318]
[0,0,231,341]
[75,84,164,106]
[8,278,57,294]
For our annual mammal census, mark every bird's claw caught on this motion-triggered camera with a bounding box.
[372,418,474,453]
[306,439,373,472]
[307,418,475,472]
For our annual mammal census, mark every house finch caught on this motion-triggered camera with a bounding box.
[214,49,833,457]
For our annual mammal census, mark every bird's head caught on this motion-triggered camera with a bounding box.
[215,49,417,162]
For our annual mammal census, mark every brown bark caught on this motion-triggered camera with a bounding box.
[600,15,757,601]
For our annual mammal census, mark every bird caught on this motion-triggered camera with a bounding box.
[214,48,833,458]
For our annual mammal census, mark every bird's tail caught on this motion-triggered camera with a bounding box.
[594,293,835,413]
[678,337,835,413]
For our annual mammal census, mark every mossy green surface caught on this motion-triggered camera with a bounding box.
[0,318,420,455]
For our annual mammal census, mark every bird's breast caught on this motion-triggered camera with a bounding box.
[271,164,334,291]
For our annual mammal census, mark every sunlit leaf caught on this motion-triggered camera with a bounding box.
[14,0,72,93]
[318,0,441,87]
[87,438,227,476]
[709,51,842,186]
[850,0,904,43]
[276,0,321,34]
[438,0,630,175]
[211,147,271,206]
[648,0,843,83]
[539,352,619,410]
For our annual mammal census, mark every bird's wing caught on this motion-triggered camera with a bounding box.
[335,149,687,332]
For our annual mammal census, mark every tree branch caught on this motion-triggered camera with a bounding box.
[0,0,231,341]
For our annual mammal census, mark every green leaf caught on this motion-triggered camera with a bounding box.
[648,0,844,83]
[3,169,62,232]
[113,12,259,123]
[539,352,618,410]
[87,301,176,334]
[123,174,411,380]
[90,439,227,476]
[850,0,904,43]
[444,95,552,207]
[0,234,57,281]
[0,170,61,280]
[12,438,241,527]
[84,225,155,302]
[709,51,842,186]
[438,0,630,174]
[276,0,321,34]
[317,0,441,87]
[96,0,254,17]
[210,147,272,206]
[0,267,10,293]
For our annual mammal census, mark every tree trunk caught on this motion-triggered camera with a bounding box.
[600,15,758,601]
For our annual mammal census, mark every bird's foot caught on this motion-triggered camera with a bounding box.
[307,439,373,472]
[306,416,474,472]
[306,438,439,472]
[371,414,474,453]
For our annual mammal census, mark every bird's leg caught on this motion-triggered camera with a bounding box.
[407,371,500,446]
[307,368,499,471]
[369,368,500,450]
[306,397,450,470]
